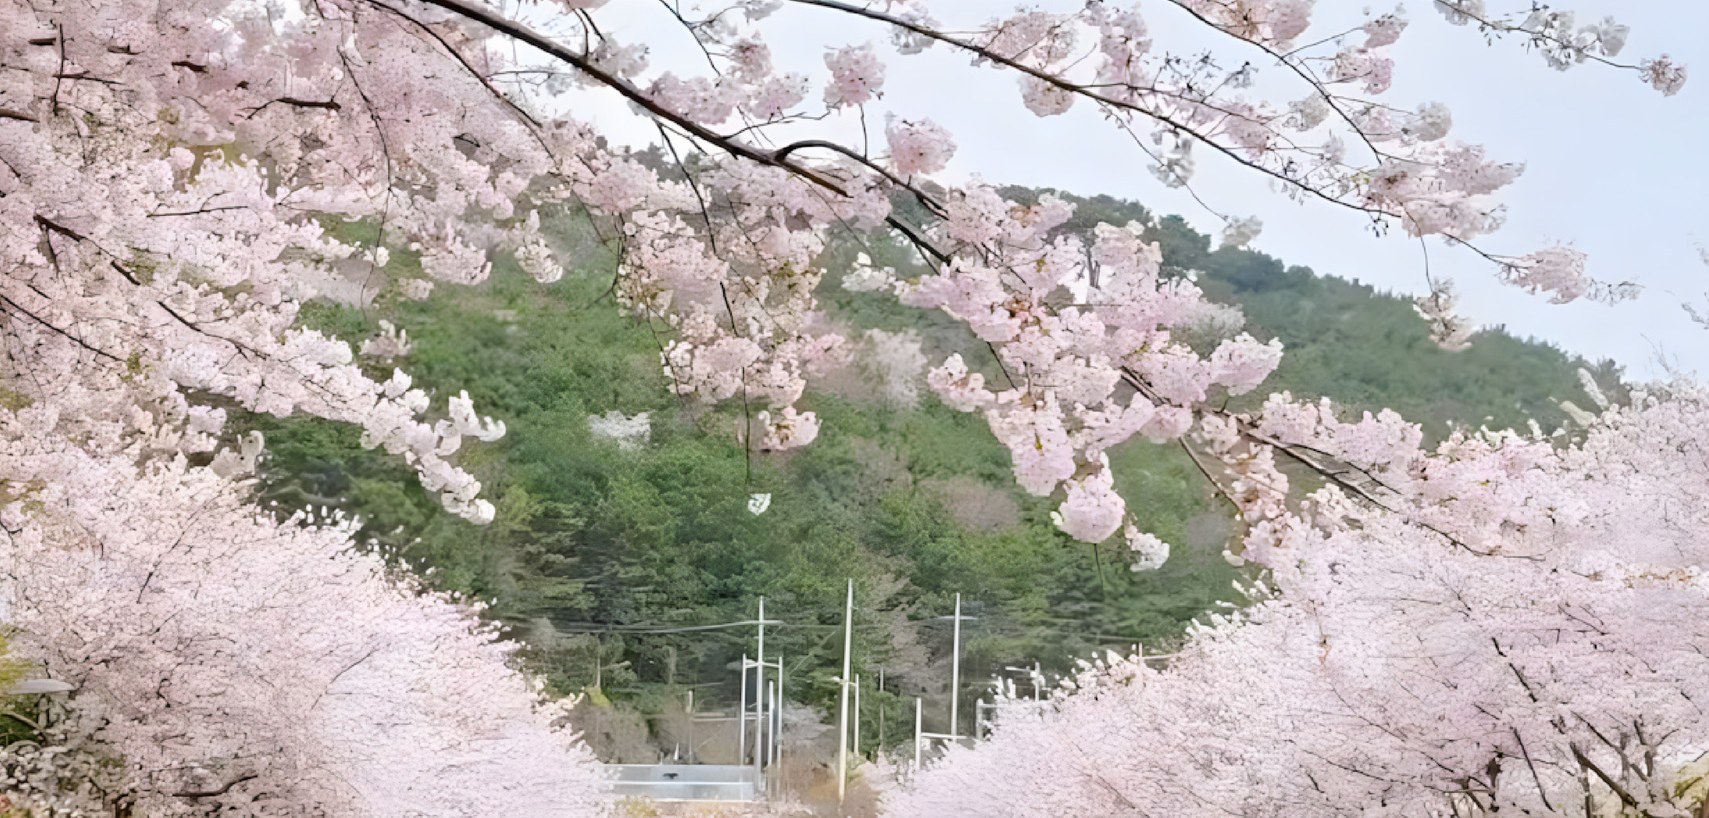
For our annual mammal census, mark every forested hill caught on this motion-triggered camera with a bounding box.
[251,190,1616,758]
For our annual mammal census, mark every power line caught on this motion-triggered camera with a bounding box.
[546,618,781,635]
[545,612,1167,645]
[547,619,1162,646]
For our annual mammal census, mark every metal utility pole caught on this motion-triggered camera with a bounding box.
[904,593,977,775]
[877,666,885,751]
[950,593,962,737]
[741,653,783,777]
[756,670,767,783]
[771,662,783,769]
[755,596,766,777]
[738,652,749,763]
[835,579,854,804]
[767,679,779,796]
[755,679,769,788]
[852,673,861,761]
[924,594,976,741]
[913,697,923,772]
[743,598,784,773]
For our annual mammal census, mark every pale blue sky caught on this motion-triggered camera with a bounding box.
[574,0,1709,379]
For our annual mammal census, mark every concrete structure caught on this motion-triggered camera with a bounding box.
[607,764,760,802]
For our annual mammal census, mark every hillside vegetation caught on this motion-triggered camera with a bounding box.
[251,192,1615,756]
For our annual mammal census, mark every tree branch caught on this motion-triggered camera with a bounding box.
[172,771,259,799]
[377,0,950,264]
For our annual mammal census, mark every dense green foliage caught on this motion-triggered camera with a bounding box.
[251,194,1615,754]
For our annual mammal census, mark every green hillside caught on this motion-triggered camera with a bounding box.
[249,193,1615,755]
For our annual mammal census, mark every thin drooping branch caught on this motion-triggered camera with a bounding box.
[366,0,938,266]
[1511,726,1558,814]
[0,294,125,364]
[1177,438,1242,512]
[244,96,343,118]
[172,772,260,800]
[1435,2,1645,72]
[773,138,948,218]
[1154,0,1389,163]
[781,0,1398,221]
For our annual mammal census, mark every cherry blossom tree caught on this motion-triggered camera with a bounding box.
[891,383,1709,817]
[0,0,1691,813]
[2,423,607,815]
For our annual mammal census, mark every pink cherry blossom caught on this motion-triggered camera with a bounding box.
[825,43,886,107]
[885,117,956,177]
[1050,456,1126,542]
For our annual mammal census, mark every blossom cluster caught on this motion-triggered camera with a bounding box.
[894,190,1284,551]
[894,384,1709,818]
